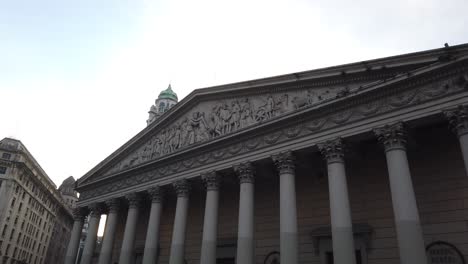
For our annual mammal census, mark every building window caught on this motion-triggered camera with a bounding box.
[0,166,6,174]
[2,153,11,160]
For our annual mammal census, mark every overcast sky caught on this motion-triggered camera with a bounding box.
[1,0,468,188]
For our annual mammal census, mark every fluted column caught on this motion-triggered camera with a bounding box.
[200,172,220,264]
[374,122,427,264]
[97,199,121,264]
[80,204,103,264]
[169,179,190,264]
[118,193,142,264]
[234,162,255,264]
[272,151,298,264]
[318,138,356,264]
[142,186,164,264]
[65,208,86,264]
[444,105,468,176]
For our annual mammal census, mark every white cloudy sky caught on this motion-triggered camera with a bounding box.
[1,0,468,188]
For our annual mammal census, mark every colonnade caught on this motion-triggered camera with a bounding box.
[65,106,468,264]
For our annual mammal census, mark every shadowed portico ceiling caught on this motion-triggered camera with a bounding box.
[76,44,468,204]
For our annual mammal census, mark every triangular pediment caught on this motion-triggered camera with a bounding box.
[77,45,468,187]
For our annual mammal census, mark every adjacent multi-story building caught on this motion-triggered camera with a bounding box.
[0,138,73,264]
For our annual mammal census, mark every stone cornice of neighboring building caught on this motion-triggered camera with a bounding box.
[76,52,468,204]
[0,157,73,218]
[78,45,468,188]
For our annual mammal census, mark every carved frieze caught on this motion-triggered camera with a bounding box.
[78,69,468,202]
[105,86,351,176]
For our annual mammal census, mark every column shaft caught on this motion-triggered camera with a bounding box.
[385,148,427,264]
[375,123,427,264]
[142,187,163,264]
[273,152,298,264]
[328,161,356,264]
[64,218,84,264]
[169,180,190,264]
[319,139,356,264]
[80,213,101,264]
[118,194,141,264]
[234,162,255,264]
[200,173,219,264]
[458,134,468,174]
[98,199,120,264]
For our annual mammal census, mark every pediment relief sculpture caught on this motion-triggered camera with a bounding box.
[105,85,355,176]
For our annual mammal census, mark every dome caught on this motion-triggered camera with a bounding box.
[158,84,178,101]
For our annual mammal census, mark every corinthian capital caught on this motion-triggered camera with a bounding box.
[373,122,407,151]
[173,179,190,197]
[88,203,104,218]
[147,186,163,203]
[318,138,345,164]
[201,172,220,191]
[272,151,295,174]
[444,105,468,137]
[105,198,121,213]
[125,193,142,209]
[233,162,255,184]
[72,207,87,221]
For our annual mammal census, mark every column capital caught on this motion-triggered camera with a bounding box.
[272,151,295,174]
[173,179,190,198]
[374,122,407,151]
[147,186,163,203]
[234,162,255,184]
[125,193,142,209]
[72,207,87,221]
[318,138,345,164]
[444,105,468,137]
[201,171,220,191]
[88,203,104,218]
[105,198,121,213]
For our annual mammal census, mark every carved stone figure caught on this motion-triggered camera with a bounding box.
[240,98,254,128]
[231,100,241,131]
[219,103,232,134]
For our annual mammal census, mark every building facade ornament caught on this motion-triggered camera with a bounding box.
[72,207,87,221]
[125,193,142,209]
[88,203,104,217]
[147,186,163,202]
[173,179,190,197]
[374,122,407,151]
[105,198,121,213]
[318,138,345,164]
[272,151,295,174]
[234,162,255,184]
[201,171,219,191]
[444,104,468,137]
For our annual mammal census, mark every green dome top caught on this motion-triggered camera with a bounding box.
[158,84,178,101]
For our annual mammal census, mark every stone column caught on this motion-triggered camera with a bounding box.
[142,186,164,264]
[234,162,255,264]
[118,193,142,264]
[374,122,427,264]
[272,151,298,264]
[169,179,190,264]
[97,199,121,264]
[80,204,103,264]
[318,138,356,264]
[64,208,86,264]
[200,172,220,264]
[444,105,468,175]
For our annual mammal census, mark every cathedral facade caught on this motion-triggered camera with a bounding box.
[67,44,468,264]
